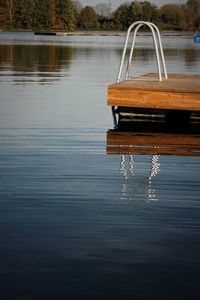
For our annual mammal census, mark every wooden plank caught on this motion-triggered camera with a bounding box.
[109,73,200,93]
[108,73,200,111]
[106,131,200,156]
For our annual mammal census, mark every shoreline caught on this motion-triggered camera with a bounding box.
[0,29,195,37]
[67,30,195,37]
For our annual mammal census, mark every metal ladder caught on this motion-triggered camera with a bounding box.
[117,21,168,83]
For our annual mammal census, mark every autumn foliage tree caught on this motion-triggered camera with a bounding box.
[187,0,200,29]
[49,0,57,29]
[0,0,16,28]
[187,0,200,13]
[0,0,77,30]
[159,4,182,28]
[158,0,200,30]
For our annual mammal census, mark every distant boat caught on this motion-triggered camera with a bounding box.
[34,32,56,36]
[34,32,67,36]
[194,35,200,42]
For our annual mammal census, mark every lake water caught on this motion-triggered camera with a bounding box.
[0,31,200,299]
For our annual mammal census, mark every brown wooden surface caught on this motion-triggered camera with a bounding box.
[108,73,200,111]
[106,130,200,156]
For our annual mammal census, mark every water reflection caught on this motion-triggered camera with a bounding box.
[0,45,74,83]
[0,33,200,299]
[183,48,200,67]
[119,153,160,202]
[107,114,200,203]
[114,46,200,77]
[107,129,200,156]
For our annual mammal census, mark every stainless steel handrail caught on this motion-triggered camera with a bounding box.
[117,21,168,82]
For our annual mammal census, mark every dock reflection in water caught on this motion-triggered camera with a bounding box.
[107,114,200,203]
[119,153,160,202]
[107,130,200,156]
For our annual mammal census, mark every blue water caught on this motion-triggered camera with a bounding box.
[0,32,200,299]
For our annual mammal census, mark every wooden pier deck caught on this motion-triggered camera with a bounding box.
[108,73,200,111]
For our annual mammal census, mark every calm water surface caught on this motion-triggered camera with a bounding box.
[0,32,200,299]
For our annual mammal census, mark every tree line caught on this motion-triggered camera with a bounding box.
[0,0,199,31]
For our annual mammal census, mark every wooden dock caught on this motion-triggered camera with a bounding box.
[107,130,200,156]
[108,73,200,111]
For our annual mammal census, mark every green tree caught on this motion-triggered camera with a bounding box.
[14,0,33,29]
[130,1,143,22]
[142,1,158,22]
[14,0,51,30]
[78,6,99,29]
[114,1,158,30]
[33,0,51,30]
[114,3,130,30]
[57,0,76,30]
